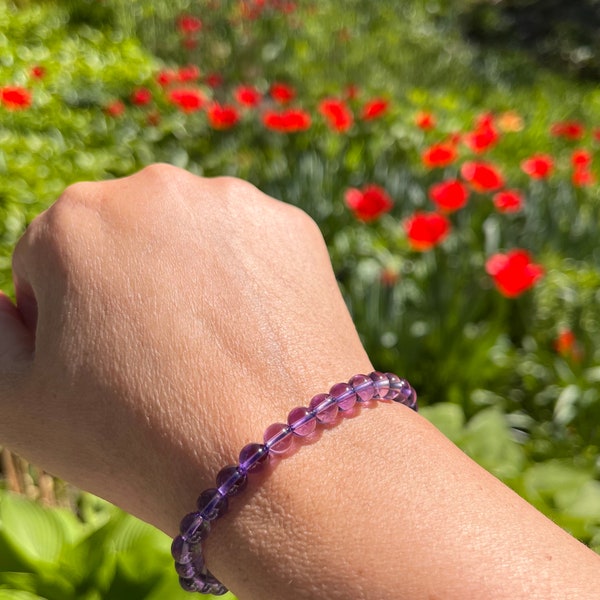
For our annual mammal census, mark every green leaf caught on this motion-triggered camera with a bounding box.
[420,402,465,442]
[0,492,70,567]
[0,590,47,600]
[461,408,526,480]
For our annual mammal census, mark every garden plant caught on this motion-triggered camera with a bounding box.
[1,0,600,598]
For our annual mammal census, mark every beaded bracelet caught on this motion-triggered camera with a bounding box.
[171,371,417,595]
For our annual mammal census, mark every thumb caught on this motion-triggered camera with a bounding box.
[0,290,35,369]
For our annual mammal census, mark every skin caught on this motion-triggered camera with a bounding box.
[0,164,599,599]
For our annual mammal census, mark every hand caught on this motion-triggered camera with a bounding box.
[0,164,372,531]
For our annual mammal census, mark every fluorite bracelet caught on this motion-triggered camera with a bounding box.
[171,371,417,595]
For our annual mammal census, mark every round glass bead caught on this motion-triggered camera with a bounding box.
[329,382,356,411]
[287,406,317,436]
[308,392,338,423]
[175,560,196,579]
[239,442,270,473]
[171,535,193,564]
[216,465,248,497]
[179,576,202,593]
[383,373,403,400]
[197,488,229,521]
[394,379,418,409]
[264,422,294,454]
[179,511,210,543]
[370,371,389,399]
[349,374,375,402]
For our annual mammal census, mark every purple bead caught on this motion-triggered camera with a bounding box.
[308,392,338,423]
[197,488,229,521]
[179,511,210,543]
[287,406,317,436]
[171,535,192,564]
[178,574,213,594]
[393,379,418,410]
[216,465,248,497]
[264,422,294,454]
[178,576,202,593]
[349,374,375,402]
[175,560,196,579]
[370,371,389,399]
[383,373,402,400]
[239,442,270,473]
[329,382,356,411]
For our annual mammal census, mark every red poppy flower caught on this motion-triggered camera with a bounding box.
[178,14,202,35]
[344,84,360,100]
[168,88,205,112]
[463,115,499,153]
[0,86,32,110]
[461,161,504,192]
[404,212,451,251]
[571,149,592,168]
[235,85,262,107]
[105,100,125,117]
[361,98,388,120]
[30,65,46,79]
[415,111,436,130]
[177,65,201,82]
[344,184,393,221]
[421,142,458,168]
[521,154,554,179]
[493,190,524,213]
[206,72,223,88]
[572,168,596,187]
[156,70,177,87]
[485,249,544,297]
[429,179,469,212]
[270,82,296,104]
[207,103,239,129]
[319,98,353,132]
[554,328,582,360]
[550,121,584,140]
[262,108,311,132]
[131,87,152,106]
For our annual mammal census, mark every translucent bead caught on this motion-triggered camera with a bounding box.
[178,575,202,593]
[329,382,356,411]
[216,465,248,497]
[287,406,317,436]
[393,379,418,410]
[264,422,294,454]
[175,560,196,579]
[369,371,389,399]
[171,535,192,564]
[239,442,270,473]
[179,511,210,543]
[383,373,402,400]
[308,392,338,423]
[197,488,229,521]
[178,573,213,594]
[349,374,375,402]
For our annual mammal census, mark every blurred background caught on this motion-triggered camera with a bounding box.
[1,1,600,598]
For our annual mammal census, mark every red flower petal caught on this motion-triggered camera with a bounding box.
[404,212,451,251]
[421,143,458,169]
[344,185,393,221]
[485,249,544,297]
[521,154,554,179]
[461,161,505,192]
[429,180,469,212]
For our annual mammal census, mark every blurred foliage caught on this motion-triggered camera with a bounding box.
[456,0,600,81]
[1,0,600,597]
